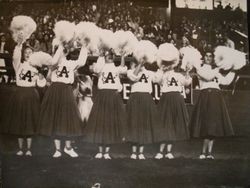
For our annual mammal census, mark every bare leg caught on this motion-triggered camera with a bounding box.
[138,145,145,159]
[208,140,214,153]
[65,140,72,149]
[202,139,209,154]
[54,139,61,151]
[159,143,166,153]
[18,138,24,151]
[132,145,137,153]
[167,144,172,153]
[27,138,32,150]
[98,146,103,153]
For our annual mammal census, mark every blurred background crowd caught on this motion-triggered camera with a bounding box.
[0,0,249,83]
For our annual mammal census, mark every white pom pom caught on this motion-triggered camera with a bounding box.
[181,47,202,71]
[54,21,76,44]
[75,22,100,53]
[214,46,246,70]
[98,29,116,51]
[10,15,37,43]
[29,51,53,67]
[113,30,138,56]
[133,40,157,64]
[157,43,179,68]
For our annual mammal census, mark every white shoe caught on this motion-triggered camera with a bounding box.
[25,150,32,156]
[53,150,62,158]
[94,153,103,159]
[165,153,174,159]
[199,154,206,159]
[206,155,215,159]
[130,153,137,159]
[155,153,164,159]
[64,147,79,158]
[138,154,145,160]
[16,150,24,156]
[103,153,111,160]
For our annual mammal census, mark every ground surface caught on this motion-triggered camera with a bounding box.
[1,137,250,188]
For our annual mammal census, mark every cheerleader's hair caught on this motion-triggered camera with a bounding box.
[157,43,179,68]
[214,46,246,70]
[113,30,138,56]
[54,20,76,45]
[29,51,53,67]
[181,46,202,71]
[133,40,158,64]
[10,15,37,43]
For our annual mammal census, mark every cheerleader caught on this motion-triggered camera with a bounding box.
[1,36,46,156]
[154,43,191,159]
[38,43,88,158]
[84,50,127,159]
[190,50,235,159]
[126,60,160,160]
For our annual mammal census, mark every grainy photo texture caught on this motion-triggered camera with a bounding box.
[0,0,249,188]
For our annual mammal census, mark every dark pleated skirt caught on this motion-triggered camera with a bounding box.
[0,86,40,136]
[190,88,234,138]
[84,89,126,144]
[154,92,190,142]
[126,92,158,144]
[38,82,83,137]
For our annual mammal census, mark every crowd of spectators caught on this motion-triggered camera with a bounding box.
[0,0,248,83]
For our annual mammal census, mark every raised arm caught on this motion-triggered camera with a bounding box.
[74,46,88,69]
[92,56,105,74]
[12,44,22,72]
[51,45,64,66]
[217,71,235,85]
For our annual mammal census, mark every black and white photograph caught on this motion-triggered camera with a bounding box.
[0,0,249,187]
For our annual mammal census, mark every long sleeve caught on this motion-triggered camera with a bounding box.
[152,69,163,83]
[217,72,235,85]
[12,45,22,73]
[180,73,192,86]
[51,45,63,66]
[196,64,219,81]
[127,69,140,82]
[74,47,88,69]
[93,56,105,74]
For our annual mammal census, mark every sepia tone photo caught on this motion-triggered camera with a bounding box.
[0,0,249,187]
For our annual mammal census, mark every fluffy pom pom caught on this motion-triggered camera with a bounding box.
[181,47,202,71]
[157,43,179,68]
[214,46,246,70]
[29,51,53,67]
[10,15,37,43]
[98,29,116,52]
[75,22,100,53]
[54,21,76,44]
[133,40,158,64]
[113,30,138,56]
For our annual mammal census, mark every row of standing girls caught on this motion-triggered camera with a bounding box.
[0,39,235,160]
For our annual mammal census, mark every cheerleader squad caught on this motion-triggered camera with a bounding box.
[0,15,246,160]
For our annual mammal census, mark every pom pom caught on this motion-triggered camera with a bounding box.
[157,43,179,68]
[98,29,116,52]
[10,15,37,43]
[29,51,53,67]
[113,30,138,56]
[75,22,100,53]
[214,46,246,70]
[54,20,76,44]
[133,40,158,64]
[181,47,202,71]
